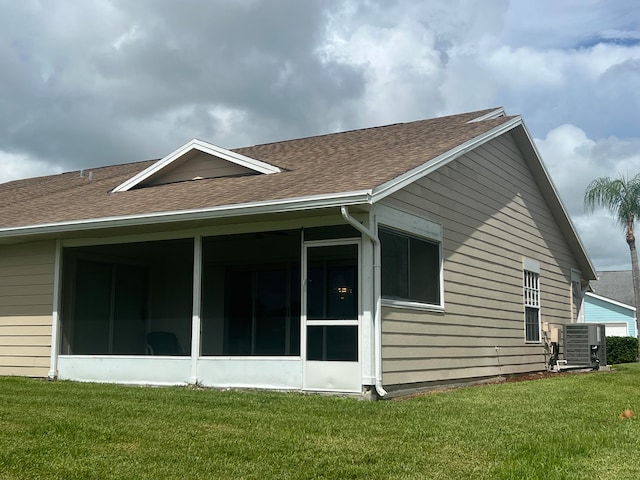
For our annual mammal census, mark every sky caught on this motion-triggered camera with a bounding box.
[0,0,638,271]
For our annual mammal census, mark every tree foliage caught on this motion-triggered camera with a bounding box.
[584,174,640,234]
[585,173,640,361]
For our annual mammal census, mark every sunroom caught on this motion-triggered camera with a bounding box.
[56,223,372,392]
[52,200,443,394]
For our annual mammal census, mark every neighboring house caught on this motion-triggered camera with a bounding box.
[0,107,597,397]
[584,271,637,337]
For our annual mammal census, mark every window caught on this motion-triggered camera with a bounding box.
[379,227,440,305]
[524,269,541,342]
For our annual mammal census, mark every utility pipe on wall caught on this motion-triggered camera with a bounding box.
[340,206,387,398]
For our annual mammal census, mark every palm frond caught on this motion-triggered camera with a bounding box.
[584,174,640,230]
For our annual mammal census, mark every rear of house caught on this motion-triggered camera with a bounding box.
[0,108,597,397]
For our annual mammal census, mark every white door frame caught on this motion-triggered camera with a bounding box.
[302,238,362,393]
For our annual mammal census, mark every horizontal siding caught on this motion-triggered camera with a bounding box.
[0,345,51,357]
[0,324,52,336]
[384,333,538,348]
[0,284,54,297]
[0,334,51,346]
[584,296,636,337]
[0,355,49,367]
[381,132,579,388]
[384,346,540,360]
[0,241,55,377]
[384,354,543,372]
[0,315,53,326]
[387,363,542,386]
[0,365,48,376]
[384,318,522,338]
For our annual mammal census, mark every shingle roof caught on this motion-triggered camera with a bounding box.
[591,271,635,307]
[0,108,512,229]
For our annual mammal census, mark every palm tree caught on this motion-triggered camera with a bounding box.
[584,173,640,359]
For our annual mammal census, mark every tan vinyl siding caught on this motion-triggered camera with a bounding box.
[0,241,55,377]
[381,132,580,388]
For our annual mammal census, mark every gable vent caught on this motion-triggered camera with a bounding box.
[112,139,281,192]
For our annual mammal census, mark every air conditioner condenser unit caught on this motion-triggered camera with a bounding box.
[563,323,606,369]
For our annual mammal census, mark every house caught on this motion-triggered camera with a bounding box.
[584,271,637,337]
[0,107,597,397]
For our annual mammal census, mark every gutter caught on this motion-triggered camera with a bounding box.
[340,206,387,398]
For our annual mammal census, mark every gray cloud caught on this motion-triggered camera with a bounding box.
[0,0,365,167]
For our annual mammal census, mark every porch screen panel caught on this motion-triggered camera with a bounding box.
[112,264,148,354]
[255,269,288,355]
[224,269,253,355]
[62,238,193,356]
[201,230,301,357]
[73,260,112,354]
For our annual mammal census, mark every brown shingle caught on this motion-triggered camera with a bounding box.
[0,108,513,229]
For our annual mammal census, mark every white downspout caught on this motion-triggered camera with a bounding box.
[340,206,387,398]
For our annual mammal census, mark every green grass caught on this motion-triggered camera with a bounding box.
[2,365,640,479]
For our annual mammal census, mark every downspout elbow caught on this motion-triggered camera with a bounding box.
[340,206,387,398]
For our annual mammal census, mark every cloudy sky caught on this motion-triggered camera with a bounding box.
[0,0,639,271]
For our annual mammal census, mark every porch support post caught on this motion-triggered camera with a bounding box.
[48,240,63,379]
[190,235,202,384]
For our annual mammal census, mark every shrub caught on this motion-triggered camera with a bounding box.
[605,336,638,364]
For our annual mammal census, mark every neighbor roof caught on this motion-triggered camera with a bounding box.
[0,107,596,279]
[591,271,635,307]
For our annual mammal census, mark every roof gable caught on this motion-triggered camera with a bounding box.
[112,139,282,192]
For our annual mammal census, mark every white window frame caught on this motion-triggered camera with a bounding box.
[523,258,541,343]
[375,205,444,312]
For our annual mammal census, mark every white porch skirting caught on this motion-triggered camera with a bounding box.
[197,357,302,389]
[58,356,192,385]
[57,356,303,390]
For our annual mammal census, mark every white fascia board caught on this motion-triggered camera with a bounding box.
[112,138,282,193]
[0,190,373,239]
[515,122,598,280]
[585,292,636,312]
[370,116,522,202]
[467,107,506,123]
[190,139,282,174]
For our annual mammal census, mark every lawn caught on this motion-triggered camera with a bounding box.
[2,365,640,479]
